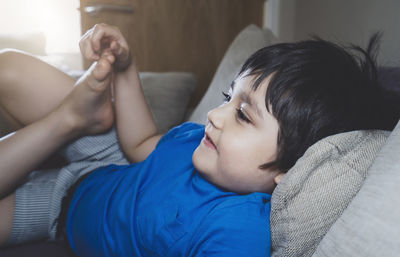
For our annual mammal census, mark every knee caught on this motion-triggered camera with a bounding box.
[0,48,24,63]
[0,50,26,87]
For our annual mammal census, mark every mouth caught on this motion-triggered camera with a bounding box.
[203,132,217,150]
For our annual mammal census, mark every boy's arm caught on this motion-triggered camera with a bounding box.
[79,23,161,163]
[113,62,162,163]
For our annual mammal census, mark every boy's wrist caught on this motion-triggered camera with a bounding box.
[114,51,133,72]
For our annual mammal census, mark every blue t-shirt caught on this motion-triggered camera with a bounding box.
[66,123,271,257]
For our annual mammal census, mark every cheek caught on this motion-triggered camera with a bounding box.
[217,136,262,172]
[216,134,278,184]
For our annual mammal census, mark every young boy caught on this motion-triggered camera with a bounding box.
[0,24,396,256]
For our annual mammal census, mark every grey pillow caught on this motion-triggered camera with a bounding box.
[188,24,278,124]
[270,130,390,257]
[313,121,400,257]
[139,72,196,133]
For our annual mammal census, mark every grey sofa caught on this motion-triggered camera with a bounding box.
[189,25,400,257]
[1,24,399,257]
[190,25,400,257]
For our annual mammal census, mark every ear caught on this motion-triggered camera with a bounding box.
[274,172,285,185]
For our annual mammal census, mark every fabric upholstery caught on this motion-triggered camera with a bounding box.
[139,72,196,133]
[312,121,400,257]
[188,24,278,124]
[270,129,390,257]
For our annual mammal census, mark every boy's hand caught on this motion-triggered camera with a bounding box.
[80,23,131,71]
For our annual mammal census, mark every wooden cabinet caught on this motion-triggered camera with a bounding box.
[80,0,264,107]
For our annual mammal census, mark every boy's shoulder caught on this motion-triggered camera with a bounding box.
[169,122,204,136]
[157,122,204,146]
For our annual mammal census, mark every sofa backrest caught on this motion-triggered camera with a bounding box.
[190,24,400,257]
[188,24,278,124]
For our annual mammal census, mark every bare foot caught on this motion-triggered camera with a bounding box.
[59,54,115,135]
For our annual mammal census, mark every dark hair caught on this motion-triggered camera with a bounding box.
[238,34,398,172]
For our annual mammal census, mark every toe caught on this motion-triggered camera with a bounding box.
[93,58,112,82]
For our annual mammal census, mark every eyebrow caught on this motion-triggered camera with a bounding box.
[231,79,263,118]
[239,91,263,118]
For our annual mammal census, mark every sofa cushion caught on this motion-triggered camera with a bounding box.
[312,121,400,257]
[139,72,196,133]
[188,24,278,124]
[270,129,389,257]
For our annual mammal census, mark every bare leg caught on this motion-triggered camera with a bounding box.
[0,50,114,246]
[0,50,77,246]
[0,50,76,131]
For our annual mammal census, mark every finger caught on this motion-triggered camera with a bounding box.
[91,24,123,52]
[110,41,121,56]
[101,50,116,64]
[90,26,106,53]
[110,41,130,63]
[80,28,101,60]
[92,57,112,82]
[81,39,100,61]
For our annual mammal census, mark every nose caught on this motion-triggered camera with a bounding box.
[207,104,226,130]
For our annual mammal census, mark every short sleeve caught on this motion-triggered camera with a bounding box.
[157,122,204,147]
[189,201,271,257]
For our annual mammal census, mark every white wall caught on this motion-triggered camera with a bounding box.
[265,0,400,66]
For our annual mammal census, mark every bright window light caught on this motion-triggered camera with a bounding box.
[0,0,81,54]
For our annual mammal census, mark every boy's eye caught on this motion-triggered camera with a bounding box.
[236,107,251,123]
[222,91,231,102]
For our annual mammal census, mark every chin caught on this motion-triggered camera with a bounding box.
[192,151,215,181]
[192,145,209,171]
[192,149,204,172]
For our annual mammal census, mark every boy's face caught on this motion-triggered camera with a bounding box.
[192,74,284,194]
